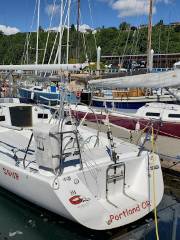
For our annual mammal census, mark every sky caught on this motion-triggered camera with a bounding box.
[0,0,179,35]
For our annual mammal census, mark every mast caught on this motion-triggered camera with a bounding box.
[36,0,40,69]
[76,0,80,62]
[58,0,64,64]
[147,0,153,72]
[66,0,71,64]
[97,46,101,73]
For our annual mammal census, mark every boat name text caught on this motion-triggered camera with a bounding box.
[107,200,151,225]
[3,168,19,180]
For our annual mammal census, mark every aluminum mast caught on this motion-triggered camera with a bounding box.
[147,0,153,72]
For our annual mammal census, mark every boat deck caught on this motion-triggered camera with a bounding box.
[84,121,180,174]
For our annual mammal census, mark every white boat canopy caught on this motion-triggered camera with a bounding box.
[174,61,180,69]
[88,69,180,89]
[0,63,88,72]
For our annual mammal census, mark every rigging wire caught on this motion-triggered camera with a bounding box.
[87,0,97,50]
[120,26,131,67]
[47,0,68,66]
[54,0,69,64]
[22,0,38,64]
[111,27,123,57]
[21,33,29,64]
[79,12,89,62]
[42,0,57,64]
[165,25,171,68]
[157,25,162,68]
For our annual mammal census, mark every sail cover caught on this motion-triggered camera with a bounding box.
[174,61,180,69]
[0,63,88,72]
[88,69,180,89]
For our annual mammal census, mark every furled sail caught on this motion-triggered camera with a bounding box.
[0,63,88,72]
[88,69,180,89]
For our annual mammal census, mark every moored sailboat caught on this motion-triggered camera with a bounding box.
[0,101,164,230]
[69,102,180,139]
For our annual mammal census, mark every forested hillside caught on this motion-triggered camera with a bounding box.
[0,22,179,65]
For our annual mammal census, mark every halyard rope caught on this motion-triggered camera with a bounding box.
[151,126,159,240]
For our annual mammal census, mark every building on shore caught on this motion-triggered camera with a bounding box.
[101,53,180,69]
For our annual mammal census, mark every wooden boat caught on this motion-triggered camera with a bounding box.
[89,68,180,111]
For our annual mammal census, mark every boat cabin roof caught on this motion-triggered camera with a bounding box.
[0,103,51,128]
[144,102,180,111]
[136,102,180,122]
[0,103,30,108]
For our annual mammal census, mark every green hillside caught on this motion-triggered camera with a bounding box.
[0,23,179,65]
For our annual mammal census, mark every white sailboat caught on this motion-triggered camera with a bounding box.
[0,0,164,230]
[0,101,164,230]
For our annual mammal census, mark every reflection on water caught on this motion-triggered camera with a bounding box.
[0,173,179,240]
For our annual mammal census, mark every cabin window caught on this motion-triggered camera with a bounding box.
[10,106,32,127]
[146,112,160,117]
[38,113,48,119]
[168,114,180,118]
[0,116,5,121]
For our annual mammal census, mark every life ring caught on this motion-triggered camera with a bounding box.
[76,91,81,98]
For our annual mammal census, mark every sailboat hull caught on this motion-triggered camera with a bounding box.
[19,88,78,105]
[92,95,176,110]
[71,108,180,138]
[0,149,164,230]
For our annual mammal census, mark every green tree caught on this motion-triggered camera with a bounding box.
[156,19,164,26]
[0,23,179,65]
[39,26,44,32]
[119,22,130,30]
[71,24,76,31]
[174,25,180,32]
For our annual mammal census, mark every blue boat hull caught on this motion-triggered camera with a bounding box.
[92,100,144,109]
[92,97,176,111]
[19,88,79,105]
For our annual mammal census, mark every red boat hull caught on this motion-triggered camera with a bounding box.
[71,110,180,139]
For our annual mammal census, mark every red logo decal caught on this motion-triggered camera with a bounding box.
[69,195,90,205]
[69,195,82,205]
